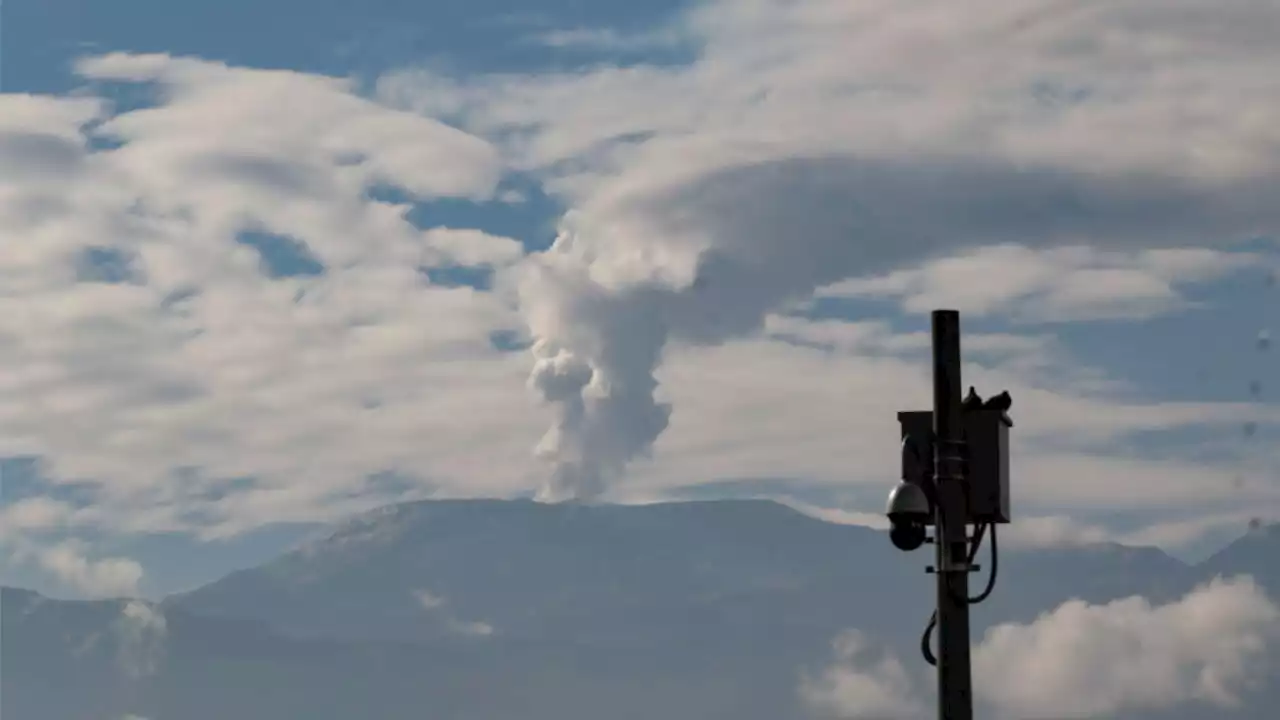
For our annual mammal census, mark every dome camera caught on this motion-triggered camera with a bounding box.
[886,480,931,552]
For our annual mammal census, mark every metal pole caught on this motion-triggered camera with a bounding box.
[931,310,973,720]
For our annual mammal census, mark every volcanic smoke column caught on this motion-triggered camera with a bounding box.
[516,207,864,503]
[521,236,677,503]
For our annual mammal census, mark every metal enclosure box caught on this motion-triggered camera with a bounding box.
[896,409,1012,525]
[964,409,1011,524]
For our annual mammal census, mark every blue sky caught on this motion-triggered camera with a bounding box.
[1,0,1278,599]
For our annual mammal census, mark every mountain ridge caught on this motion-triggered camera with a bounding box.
[8,499,1272,610]
[163,498,1249,646]
[4,498,1277,720]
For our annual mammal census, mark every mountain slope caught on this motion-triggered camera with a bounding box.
[3,585,821,720]
[5,500,1275,720]
[1198,521,1280,595]
[169,499,930,649]
[169,499,1202,652]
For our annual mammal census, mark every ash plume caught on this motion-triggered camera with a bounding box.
[514,127,1280,503]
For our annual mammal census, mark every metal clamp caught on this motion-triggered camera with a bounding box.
[926,564,981,574]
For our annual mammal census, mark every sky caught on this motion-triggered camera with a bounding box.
[0,0,1278,603]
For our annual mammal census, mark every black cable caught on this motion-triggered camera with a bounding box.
[921,610,938,666]
[969,522,998,604]
[920,522,999,666]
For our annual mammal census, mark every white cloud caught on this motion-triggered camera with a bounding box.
[0,54,545,539]
[775,498,888,531]
[77,53,503,203]
[415,589,446,610]
[801,629,926,720]
[424,227,525,268]
[452,619,496,637]
[612,331,1279,510]
[31,541,144,599]
[818,245,1260,322]
[974,514,1112,551]
[1001,509,1280,558]
[754,506,1279,563]
[974,576,1280,718]
[412,588,495,637]
[381,0,1280,501]
[1121,512,1278,554]
[806,577,1280,720]
[0,497,78,539]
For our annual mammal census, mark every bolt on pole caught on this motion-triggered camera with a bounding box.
[931,309,973,720]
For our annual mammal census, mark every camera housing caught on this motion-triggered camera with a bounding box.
[886,480,931,551]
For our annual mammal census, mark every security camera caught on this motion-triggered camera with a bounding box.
[886,480,931,552]
[887,435,933,552]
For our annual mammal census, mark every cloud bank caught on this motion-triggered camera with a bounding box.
[804,576,1280,719]
[0,54,534,542]
[382,0,1280,500]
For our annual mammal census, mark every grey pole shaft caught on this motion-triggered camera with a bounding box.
[931,310,973,720]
